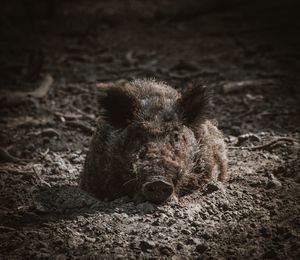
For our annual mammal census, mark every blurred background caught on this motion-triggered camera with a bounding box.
[1,0,299,91]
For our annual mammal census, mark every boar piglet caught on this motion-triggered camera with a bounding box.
[80,79,228,204]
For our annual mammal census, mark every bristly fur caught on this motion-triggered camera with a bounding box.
[80,79,228,202]
[99,84,141,128]
[177,83,213,126]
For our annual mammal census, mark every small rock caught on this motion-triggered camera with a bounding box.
[203,183,219,194]
[176,242,184,250]
[225,135,238,144]
[190,221,202,227]
[114,247,125,255]
[201,231,212,239]
[129,241,139,249]
[85,236,96,243]
[202,181,226,195]
[185,238,200,245]
[181,229,191,235]
[195,243,208,254]
[152,219,160,226]
[159,245,174,256]
[266,174,282,189]
[140,240,156,251]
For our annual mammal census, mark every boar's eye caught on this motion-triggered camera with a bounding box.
[173,132,179,142]
[134,127,147,141]
[123,126,146,148]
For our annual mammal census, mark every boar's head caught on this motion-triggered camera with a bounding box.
[100,79,211,204]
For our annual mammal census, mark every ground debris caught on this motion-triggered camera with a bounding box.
[169,70,220,80]
[229,137,300,151]
[65,121,95,135]
[31,128,60,138]
[0,148,20,163]
[222,79,275,94]
[0,74,53,99]
[236,133,261,146]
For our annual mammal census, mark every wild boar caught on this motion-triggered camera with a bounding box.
[80,79,228,204]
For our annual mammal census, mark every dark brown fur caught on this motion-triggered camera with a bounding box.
[80,79,228,203]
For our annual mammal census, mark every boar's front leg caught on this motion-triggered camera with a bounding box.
[215,143,228,182]
[206,122,229,182]
[195,121,228,183]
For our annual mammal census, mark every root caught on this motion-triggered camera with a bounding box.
[0,148,20,163]
[228,137,300,151]
[122,178,137,187]
[0,74,53,99]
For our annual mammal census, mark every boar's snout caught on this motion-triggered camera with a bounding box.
[142,177,174,204]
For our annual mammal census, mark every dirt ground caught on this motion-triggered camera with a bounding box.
[0,1,300,259]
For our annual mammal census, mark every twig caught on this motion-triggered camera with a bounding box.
[222,79,275,94]
[236,133,261,146]
[40,148,50,157]
[122,178,137,187]
[55,111,83,120]
[0,148,20,163]
[32,128,60,138]
[28,74,53,98]
[66,121,95,135]
[0,74,53,99]
[228,137,300,151]
[169,70,219,80]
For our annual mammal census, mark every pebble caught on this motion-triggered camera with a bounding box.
[176,242,184,250]
[181,229,191,235]
[185,238,201,245]
[140,240,156,251]
[159,245,174,256]
[195,243,208,254]
[266,174,282,189]
[202,181,226,195]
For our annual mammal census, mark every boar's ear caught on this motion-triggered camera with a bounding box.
[177,84,212,126]
[100,85,140,128]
